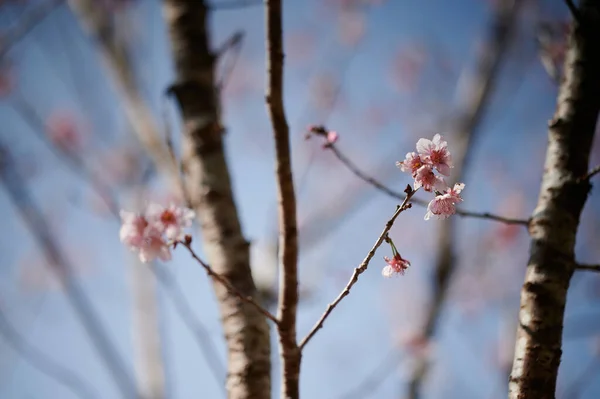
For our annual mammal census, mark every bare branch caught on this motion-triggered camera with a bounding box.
[299,188,417,351]
[216,31,244,90]
[575,263,600,272]
[581,163,600,181]
[564,0,582,23]
[0,306,98,399]
[326,144,529,226]
[0,143,138,399]
[0,0,64,59]
[265,0,301,397]
[508,0,600,397]
[180,242,279,325]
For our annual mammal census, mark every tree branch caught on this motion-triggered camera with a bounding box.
[0,0,65,59]
[0,143,138,399]
[162,1,272,397]
[180,242,279,324]
[575,263,600,272]
[327,144,529,226]
[581,163,600,180]
[265,1,301,397]
[508,1,600,397]
[0,306,98,399]
[299,188,417,351]
[564,0,582,23]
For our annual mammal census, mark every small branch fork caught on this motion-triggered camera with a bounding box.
[580,164,600,181]
[179,241,280,325]
[326,142,530,226]
[298,185,417,350]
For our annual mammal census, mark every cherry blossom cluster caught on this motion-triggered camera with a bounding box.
[119,203,195,263]
[397,134,465,220]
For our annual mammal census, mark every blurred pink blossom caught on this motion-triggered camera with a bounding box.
[119,203,194,263]
[0,63,14,97]
[286,31,317,65]
[424,183,465,220]
[46,112,83,152]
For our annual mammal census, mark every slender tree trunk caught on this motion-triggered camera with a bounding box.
[508,2,600,398]
[407,1,522,397]
[265,1,301,398]
[161,1,271,398]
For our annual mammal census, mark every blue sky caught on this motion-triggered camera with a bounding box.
[1,0,600,398]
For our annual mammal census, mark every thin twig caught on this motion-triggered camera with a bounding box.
[564,0,582,23]
[216,31,244,90]
[0,0,65,59]
[180,242,280,325]
[581,164,600,181]
[299,187,417,351]
[266,0,301,397]
[328,144,530,226]
[575,263,600,272]
[0,307,99,399]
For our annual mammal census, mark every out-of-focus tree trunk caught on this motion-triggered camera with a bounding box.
[130,256,166,399]
[161,1,271,398]
[407,1,522,398]
[67,0,177,179]
[508,2,600,398]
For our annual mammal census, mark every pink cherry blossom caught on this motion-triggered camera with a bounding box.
[424,183,465,220]
[382,253,410,277]
[119,211,148,248]
[138,227,172,263]
[396,151,425,176]
[416,133,453,176]
[146,203,195,241]
[413,165,447,192]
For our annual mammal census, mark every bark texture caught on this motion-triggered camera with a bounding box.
[161,1,271,398]
[265,1,301,398]
[508,2,600,398]
[407,1,522,397]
